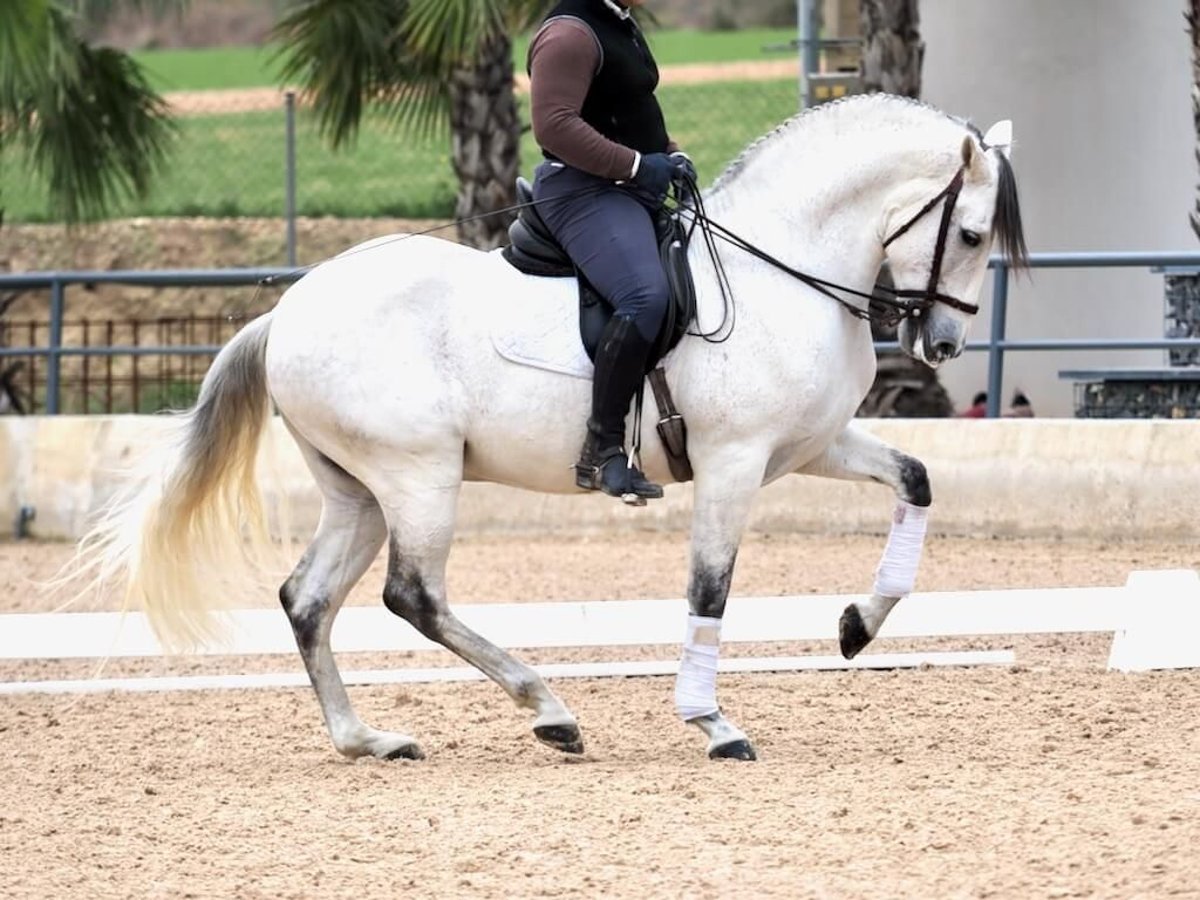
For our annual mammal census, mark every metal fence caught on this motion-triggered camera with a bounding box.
[5,251,1200,417]
[0,269,296,414]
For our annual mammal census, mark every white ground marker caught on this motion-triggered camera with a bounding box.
[1107,569,1200,672]
[0,651,1015,696]
[3,569,1196,696]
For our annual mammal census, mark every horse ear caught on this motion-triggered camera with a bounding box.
[983,120,1014,159]
[960,134,985,179]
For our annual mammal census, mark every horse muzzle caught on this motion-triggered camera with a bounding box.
[899,315,965,368]
[921,324,965,366]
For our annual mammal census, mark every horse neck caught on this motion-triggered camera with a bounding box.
[695,104,962,306]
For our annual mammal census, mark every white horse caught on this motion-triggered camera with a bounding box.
[81,94,1026,762]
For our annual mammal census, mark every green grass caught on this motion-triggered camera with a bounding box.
[130,28,797,92]
[133,46,286,92]
[0,79,799,222]
[515,27,798,68]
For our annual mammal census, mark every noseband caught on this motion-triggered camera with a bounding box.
[881,166,979,317]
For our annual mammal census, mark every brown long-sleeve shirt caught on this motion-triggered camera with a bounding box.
[529,18,674,181]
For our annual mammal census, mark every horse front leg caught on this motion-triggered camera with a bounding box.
[678,448,768,761]
[799,422,932,659]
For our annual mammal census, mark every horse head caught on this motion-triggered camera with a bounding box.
[887,119,1029,367]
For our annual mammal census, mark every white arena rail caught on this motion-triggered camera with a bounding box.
[0,570,1195,695]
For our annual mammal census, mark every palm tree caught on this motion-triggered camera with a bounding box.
[857,0,953,417]
[1,1,181,414]
[0,1,179,223]
[273,0,549,250]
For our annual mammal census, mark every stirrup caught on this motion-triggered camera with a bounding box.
[575,450,663,506]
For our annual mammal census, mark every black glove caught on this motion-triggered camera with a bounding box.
[670,151,698,206]
[630,152,678,203]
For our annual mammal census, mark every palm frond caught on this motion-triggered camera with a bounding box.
[272,0,425,147]
[8,5,175,221]
[0,1,58,109]
[274,0,556,146]
[402,0,550,67]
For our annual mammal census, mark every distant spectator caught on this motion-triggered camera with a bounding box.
[1005,391,1035,418]
[958,391,988,418]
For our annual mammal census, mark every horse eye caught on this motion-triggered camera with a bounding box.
[961,229,982,247]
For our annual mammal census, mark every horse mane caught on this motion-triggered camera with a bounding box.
[991,152,1029,271]
[712,93,1029,270]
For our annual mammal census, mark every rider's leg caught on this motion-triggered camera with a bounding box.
[532,163,669,501]
[576,316,662,500]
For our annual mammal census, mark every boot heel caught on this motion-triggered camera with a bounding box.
[574,463,600,491]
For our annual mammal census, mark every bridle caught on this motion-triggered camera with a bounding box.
[880,166,979,317]
[676,163,980,330]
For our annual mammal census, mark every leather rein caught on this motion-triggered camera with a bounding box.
[681,164,979,328]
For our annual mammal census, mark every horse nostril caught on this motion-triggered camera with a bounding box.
[933,340,957,361]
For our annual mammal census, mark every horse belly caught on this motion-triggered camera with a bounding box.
[460,361,592,492]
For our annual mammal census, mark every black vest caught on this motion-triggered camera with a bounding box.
[535,0,670,156]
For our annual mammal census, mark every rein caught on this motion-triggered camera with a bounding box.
[677,164,979,329]
[260,168,980,332]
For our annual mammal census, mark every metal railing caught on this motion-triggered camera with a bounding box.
[4,252,1200,416]
[879,251,1200,417]
[0,268,299,413]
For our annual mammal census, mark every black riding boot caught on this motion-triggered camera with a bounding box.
[575,316,664,504]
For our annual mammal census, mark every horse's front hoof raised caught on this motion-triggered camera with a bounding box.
[708,738,757,761]
[839,604,872,659]
[534,722,585,754]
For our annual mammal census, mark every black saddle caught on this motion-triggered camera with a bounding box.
[500,177,696,369]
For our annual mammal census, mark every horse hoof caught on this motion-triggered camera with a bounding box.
[383,742,425,761]
[534,723,585,754]
[709,739,757,761]
[839,604,871,660]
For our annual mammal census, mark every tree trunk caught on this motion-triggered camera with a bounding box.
[859,0,923,97]
[857,0,953,417]
[448,31,520,250]
[1188,0,1200,240]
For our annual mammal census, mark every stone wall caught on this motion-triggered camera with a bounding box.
[5,417,1199,542]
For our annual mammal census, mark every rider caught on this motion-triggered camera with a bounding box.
[528,0,695,502]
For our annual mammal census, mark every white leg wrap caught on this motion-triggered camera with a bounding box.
[872,501,929,598]
[675,614,722,721]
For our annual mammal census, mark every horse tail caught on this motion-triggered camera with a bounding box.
[75,311,277,650]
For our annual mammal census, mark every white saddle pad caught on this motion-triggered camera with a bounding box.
[489,263,594,380]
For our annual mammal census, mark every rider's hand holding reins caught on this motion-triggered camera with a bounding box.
[631,151,682,204]
[670,151,698,208]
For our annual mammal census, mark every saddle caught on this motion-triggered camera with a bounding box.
[500,177,695,482]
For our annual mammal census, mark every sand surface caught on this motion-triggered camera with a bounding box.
[3,533,1199,898]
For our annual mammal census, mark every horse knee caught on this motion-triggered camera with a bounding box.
[894,453,931,507]
[382,568,444,638]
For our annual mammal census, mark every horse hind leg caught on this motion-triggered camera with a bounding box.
[280,438,423,760]
[799,424,932,659]
[374,462,583,755]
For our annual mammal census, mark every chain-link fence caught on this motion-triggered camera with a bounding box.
[1,77,801,228]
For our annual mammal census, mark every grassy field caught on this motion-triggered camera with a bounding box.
[132,28,796,92]
[2,78,799,222]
